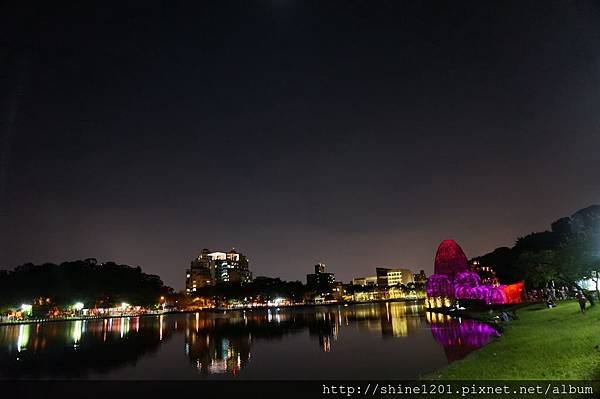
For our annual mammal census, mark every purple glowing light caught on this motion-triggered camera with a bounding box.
[427,240,512,305]
[428,317,501,363]
[426,274,454,297]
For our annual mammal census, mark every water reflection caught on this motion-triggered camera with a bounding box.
[0,316,178,378]
[426,312,501,363]
[0,302,499,379]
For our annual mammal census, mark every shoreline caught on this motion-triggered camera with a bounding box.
[0,297,425,326]
[426,300,600,380]
[425,303,530,329]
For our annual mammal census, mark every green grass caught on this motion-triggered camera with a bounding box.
[430,301,600,380]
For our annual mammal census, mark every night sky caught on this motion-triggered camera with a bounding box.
[1,1,599,289]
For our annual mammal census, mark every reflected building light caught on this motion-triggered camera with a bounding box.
[386,302,390,322]
[72,320,82,347]
[221,338,230,359]
[103,319,108,342]
[208,360,227,374]
[120,317,130,338]
[159,315,164,341]
[321,336,331,352]
[17,324,30,352]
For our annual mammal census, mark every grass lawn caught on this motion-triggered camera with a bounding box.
[430,300,600,380]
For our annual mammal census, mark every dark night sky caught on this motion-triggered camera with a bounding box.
[1,1,599,289]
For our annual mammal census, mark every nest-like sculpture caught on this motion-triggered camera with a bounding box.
[426,240,514,305]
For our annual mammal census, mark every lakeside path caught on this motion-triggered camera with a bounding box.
[428,301,600,380]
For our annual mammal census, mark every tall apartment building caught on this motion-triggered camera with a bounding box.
[306,263,335,289]
[186,248,252,294]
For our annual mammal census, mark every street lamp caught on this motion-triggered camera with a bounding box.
[20,304,32,317]
[120,302,130,316]
[73,302,84,317]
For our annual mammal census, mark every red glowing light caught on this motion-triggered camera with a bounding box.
[501,281,525,304]
[434,240,469,277]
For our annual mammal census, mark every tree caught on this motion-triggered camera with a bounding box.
[474,205,600,300]
[0,260,172,308]
[513,231,600,305]
[514,250,556,288]
[551,231,600,305]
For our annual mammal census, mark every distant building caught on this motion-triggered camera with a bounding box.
[470,260,499,286]
[414,270,428,283]
[306,263,335,290]
[376,267,414,286]
[352,275,378,286]
[186,248,252,294]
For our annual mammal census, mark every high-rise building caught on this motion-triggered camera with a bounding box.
[186,248,252,294]
[306,263,335,290]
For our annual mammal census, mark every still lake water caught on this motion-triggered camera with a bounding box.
[0,302,499,379]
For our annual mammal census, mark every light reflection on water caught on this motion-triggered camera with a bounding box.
[0,302,499,379]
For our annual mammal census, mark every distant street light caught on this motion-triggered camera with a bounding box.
[20,304,32,316]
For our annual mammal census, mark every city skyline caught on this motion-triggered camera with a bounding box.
[1,1,599,289]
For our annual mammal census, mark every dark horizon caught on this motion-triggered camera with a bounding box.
[1,1,599,290]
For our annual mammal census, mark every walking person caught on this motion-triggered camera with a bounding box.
[577,291,587,313]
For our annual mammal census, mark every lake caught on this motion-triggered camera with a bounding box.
[0,302,499,379]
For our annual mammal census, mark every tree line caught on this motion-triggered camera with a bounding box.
[0,258,171,309]
[474,205,600,304]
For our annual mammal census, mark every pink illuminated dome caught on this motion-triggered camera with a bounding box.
[434,239,469,277]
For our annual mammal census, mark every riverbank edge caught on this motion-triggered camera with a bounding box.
[0,297,425,327]
[423,300,600,380]
[425,303,528,328]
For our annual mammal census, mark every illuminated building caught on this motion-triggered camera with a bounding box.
[186,248,252,294]
[352,275,378,286]
[414,270,427,284]
[306,263,335,289]
[376,267,414,286]
[212,249,252,284]
[469,260,499,286]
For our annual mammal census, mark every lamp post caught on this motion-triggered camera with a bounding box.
[73,302,84,317]
[20,304,33,319]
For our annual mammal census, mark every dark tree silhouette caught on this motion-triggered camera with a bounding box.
[0,259,172,308]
